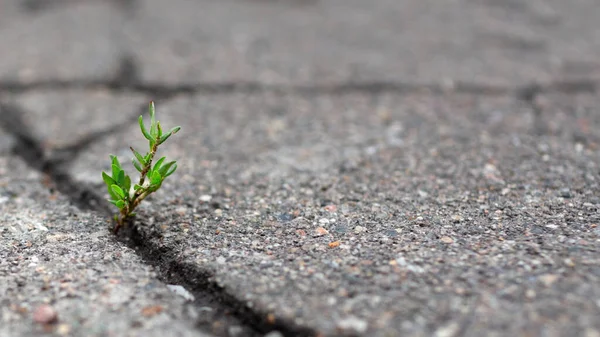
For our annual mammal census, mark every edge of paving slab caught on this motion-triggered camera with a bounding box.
[120,221,322,337]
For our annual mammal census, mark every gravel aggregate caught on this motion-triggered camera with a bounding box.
[0,153,210,337]
[33,91,600,336]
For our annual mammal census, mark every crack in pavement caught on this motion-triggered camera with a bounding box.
[0,73,597,336]
[0,100,316,337]
[21,0,138,15]
[0,78,597,97]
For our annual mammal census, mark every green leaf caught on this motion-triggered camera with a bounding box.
[153,156,166,173]
[128,212,137,217]
[132,159,143,172]
[111,184,125,200]
[111,162,119,179]
[149,101,158,138]
[149,101,156,121]
[109,199,126,209]
[130,147,146,165]
[113,165,124,186]
[133,184,143,191]
[150,170,162,185]
[157,122,163,138]
[139,115,153,141]
[107,187,119,201]
[158,126,181,144]
[164,163,178,177]
[102,171,117,188]
[158,161,176,177]
[102,171,120,200]
[123,175,131,198]
[170,126,181,135]
[111,155,122,169]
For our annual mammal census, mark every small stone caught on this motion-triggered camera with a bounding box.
[228,326,244,337]
[384,229,398,237]
[315,227,329,236]
[277,213,293,222]
[216,256,227,264]
[264,331,284,337]
[319,218,330,225]
[434,322,460,337]
[337,316,368,334]
[324,204,337,212]
[451,215,463,223]
[354,226,366,234]
[199,195,212,202]
[440,236,454,244]
[525,289,536,299]
[33,304,58,324]
[564,258,575,267]
[559,188,572,198]
[328,241,341,248]
[141,305,164,317]
[214,209,223,216]
[167,285,195,301]
[585,328,600,337]
[332,225,347,234]
[56,324,71,336]
[539,274,559,287]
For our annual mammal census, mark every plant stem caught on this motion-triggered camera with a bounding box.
[114,133,161,234]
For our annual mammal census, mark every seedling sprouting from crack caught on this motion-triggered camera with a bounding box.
[102,101,181,233]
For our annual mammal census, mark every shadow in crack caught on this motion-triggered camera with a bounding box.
[21,0,138,15]
[0,100,112,216]
[0,98,314,337]
[48,100,145,167]
[113,54,141,86]
[0,77,597,98]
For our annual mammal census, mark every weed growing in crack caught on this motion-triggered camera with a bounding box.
[102,101,181,233]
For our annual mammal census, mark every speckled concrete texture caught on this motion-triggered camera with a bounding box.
[1,0,600,336]
[10,90,599,336]
[1,0,600,84]
[0,151,210,336]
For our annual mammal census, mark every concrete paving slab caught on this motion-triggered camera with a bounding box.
[0,0,120,82]
[5,89,147,147]
[1,0,600,85]
[2,0,600,336]
[0,135,210,336]
[126,0,600,85]
[25,91,599,336]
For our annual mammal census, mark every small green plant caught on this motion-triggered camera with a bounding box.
[102,101,181,233]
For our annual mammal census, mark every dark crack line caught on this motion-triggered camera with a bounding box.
[0,101,113,215]
[0,100,317,337]
[47,99,157,168]
[21,0,137,15]
[0,78,597,97]
[1,75,598,337]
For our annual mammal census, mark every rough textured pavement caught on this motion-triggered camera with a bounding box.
[0,132,209,337]
[1,0,600,337]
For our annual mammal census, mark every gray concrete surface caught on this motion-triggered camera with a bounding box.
[0,141,210,337]
[2,0,600,85]
[1,0,600,337]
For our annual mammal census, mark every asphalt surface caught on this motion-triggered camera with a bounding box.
[1,0,600,337]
